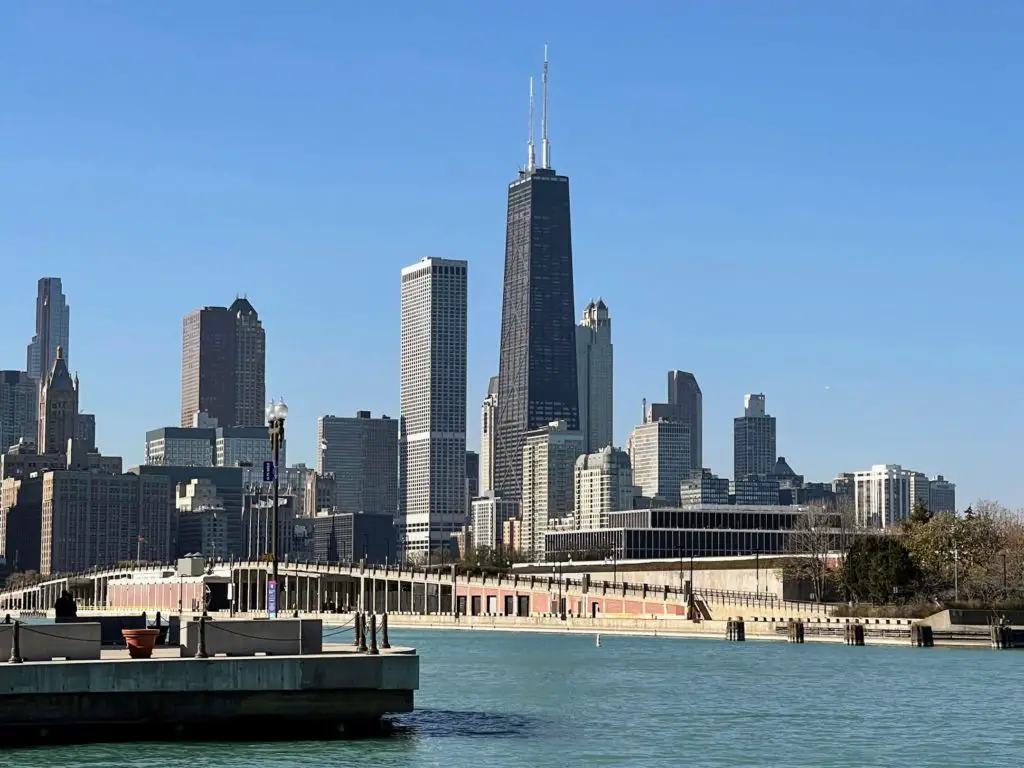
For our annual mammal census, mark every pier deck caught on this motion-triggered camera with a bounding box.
[0,629,418,747]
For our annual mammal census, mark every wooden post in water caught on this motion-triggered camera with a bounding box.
[911,623,934,648]
[845,622,865,646]
[726,617,746,641]
[788,619,804,644]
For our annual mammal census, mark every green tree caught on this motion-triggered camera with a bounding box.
[841,536,919,604]
[904,510,1001,600]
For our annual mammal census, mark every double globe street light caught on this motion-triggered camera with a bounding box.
[265,398,288,617]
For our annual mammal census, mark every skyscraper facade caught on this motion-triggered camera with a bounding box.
[398,258,468,556]
[26,277,70,383]
[575,299,613,455]
[520,420,583,559]
[733,393,777,480]
[317,411,398,517]
[37,346,79,456]
[495,51,579,502]
[667,371,702,473]
[180,298,266,429]
[0,371,37,453]
[627,419,691,506]
[479,376,498,494]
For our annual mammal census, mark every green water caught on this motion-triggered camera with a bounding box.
[11,629,1024,767]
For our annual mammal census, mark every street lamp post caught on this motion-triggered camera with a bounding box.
[266,398,288,619]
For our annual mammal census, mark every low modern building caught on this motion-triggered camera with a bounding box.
[544,505,811,562]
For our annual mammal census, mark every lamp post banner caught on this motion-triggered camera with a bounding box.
[268,579,278,619]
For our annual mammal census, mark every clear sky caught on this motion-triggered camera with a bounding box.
[2,2,1022,509]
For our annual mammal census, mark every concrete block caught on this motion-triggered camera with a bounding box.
[0,622,101,661]
[181,618,322,657]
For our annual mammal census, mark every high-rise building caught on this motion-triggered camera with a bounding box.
[41,471,173,575]
[37,346,79,456]
[317,412,398,517]
[0,371,37,453]
[479,376,499,494]
[733,393,777,480]
[853,464,913,527]
[180,298,266,429]
[575,299,613,455]
[681,469,730,506]
[470,494,519,551]
[520,420,583,559]
[495,49,579,502]
[26,277,70,383]
[627,420,691,506]
[76,413,97,453]
[1,474,43,572]
[574,446,633,530]
[647,371,702,478]
[398,257,468,556]
[667,371,701,474]
[465,451,479,517]
[908,471,930,513]
[929,475,956,514]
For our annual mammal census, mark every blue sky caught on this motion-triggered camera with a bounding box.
[1,2,1022,508]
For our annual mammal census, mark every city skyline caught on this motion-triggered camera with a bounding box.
[1,5,1020,507]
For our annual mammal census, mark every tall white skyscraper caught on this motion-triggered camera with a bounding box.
[520,421,583,559]
[26,277,70,382]
[575,299,613,455]
[398,258,468,557]
[733,393,777,480]
[479,376,499,494]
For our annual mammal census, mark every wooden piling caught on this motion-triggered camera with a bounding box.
[726,618,745,641]
[911,623,934,648]
[787,619,804,644]
[844,623,865,646]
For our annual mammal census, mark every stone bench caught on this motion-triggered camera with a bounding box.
[0,622,101,661]
[180,618,322,657]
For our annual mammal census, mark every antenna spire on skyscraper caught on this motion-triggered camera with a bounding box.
[541,43,551,169]
[528,76,536,172]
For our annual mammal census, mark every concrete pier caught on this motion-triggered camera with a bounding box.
[0,618,418,747]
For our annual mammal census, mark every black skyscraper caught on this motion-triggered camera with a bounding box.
[494,49,579,501]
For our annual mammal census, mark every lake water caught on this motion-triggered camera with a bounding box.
[11,629,1024,767]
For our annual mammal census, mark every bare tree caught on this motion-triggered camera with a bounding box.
[781,501,836,602]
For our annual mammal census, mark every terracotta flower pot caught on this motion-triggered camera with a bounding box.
[122,628,160,659]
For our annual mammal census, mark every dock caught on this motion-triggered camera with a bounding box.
[0,617,418,747]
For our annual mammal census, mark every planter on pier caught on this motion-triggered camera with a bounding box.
[122,628,160,659]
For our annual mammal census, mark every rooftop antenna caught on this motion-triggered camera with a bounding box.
[541,43,551,169]
[528,76,536,172]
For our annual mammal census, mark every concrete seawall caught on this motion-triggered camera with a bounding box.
[370,613,987,648]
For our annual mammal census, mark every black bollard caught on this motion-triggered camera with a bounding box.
[8,620,23,664]
[381,613,391,649]
[155,611,162,628]
[196,615,209,659]
[788,619,805,644]
[358,613,368,653]
[369,614,379,655]
[3,614,9,624]
[353,611,361,647]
